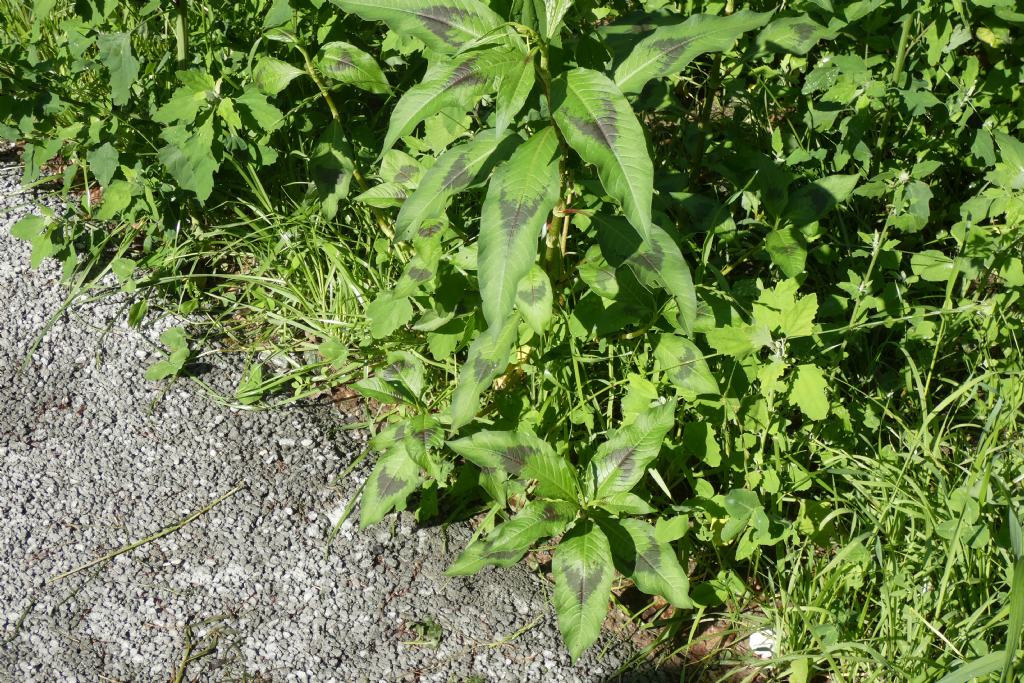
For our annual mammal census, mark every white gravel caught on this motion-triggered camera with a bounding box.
[0,149,658,681]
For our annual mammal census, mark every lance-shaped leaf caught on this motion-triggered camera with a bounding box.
[495,50,536,136]
[446,500,577,574]
[553,520,614,660]
[381,45,524,156]
[593,216,697,334]
[613,10,773,94]
[396,130,519,240]
[654,334,719,396]
[589,399,676,501]
[354,182,408,208]
[447,428,577,500]
[360,441,424,526]
[552,68,653,237]
[329,0,504,54]
[478,127,560,327]
[540,0,574,38]
[450,314,519,430]
[447,428,554,476]
[318,41,390,94]
[598,517,691,608]
[516,264,554,335]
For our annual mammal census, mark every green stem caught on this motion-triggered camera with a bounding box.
[173,0,188,65]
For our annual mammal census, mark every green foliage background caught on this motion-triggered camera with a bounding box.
[3,0,1024,677]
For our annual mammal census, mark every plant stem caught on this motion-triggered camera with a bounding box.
[173,0,188,65]
[47,482,246,584]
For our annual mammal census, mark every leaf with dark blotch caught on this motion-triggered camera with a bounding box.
[329,0,504,53]
[654,334,719,396]
[450,314,519,430]
[318,41,391,94]
[396,130,520,240]
[516,265,554,335]
[755,16,830,55]
[478,127,561,328]
[447,429,554,475]
[552,68,653,237]
[589,400,676,500]
[380,44,526,156]
[360,442,424,527]
[446,500,577,575]
[614,10,773,94]
[553,520,614,660]
[598,517,691,608]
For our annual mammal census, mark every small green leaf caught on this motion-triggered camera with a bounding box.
[235,87,286,133]
[319,339,349,369]
[516,265,554,335]
[87,142,119,188]
[360,442,424,527]
[784,174,858,226]
[765,227,807,278]
[10,215,45,242]
[95,179,133,220]
[789,364,829,421]
[157,117,220,202]
[756,16,830,55]
[552,520,614,660]
[253,57,306,95]
[96,33,139,105]
[110,257,135,283]
[318,41,391,94]
[366,292,415,338]
[654,335,718,396]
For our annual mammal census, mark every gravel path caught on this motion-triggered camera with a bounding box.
[0,153,656,682]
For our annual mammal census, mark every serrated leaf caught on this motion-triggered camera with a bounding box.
[10,215,45,242]
[450,314,519,430]
[756,16,830,55]
[360,442,424,526]
[552,68,653,237]
[235,87,286,133]
[87,142,118,188]
[366,292,415,338]
[380,45,524,156]
[599,517,691,608]
[614,10,773,94]
[157,117,220,202]
[318,41,391,94]
[479,127,560,327]
[590,400,676,500]
[153,72,216,124]
[654,334,718,396]
[553,520,614,660]
[396,129,519,240]
[789,364,829,421]
[253,57,306,95]
[329,0,504,53]
[495,50,536,136]
[96,33,139,105]
[516,264,553,335]
[446,500,576,575]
